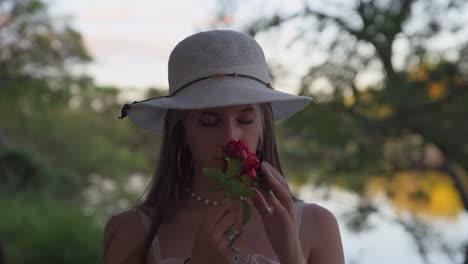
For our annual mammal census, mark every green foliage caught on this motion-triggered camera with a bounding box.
[204,157,254,224]
[245,0,468,195]
[226,179,243,198]
[0,0,91,79]
[0,94,150,180]
[225,158,242,179]
[0,0,152,182]
[242,199,251,225]
[203,161,253,200]
[241,175,252,188]
[0,149,83,198]
[243,5,468,262]
[0,193,102,264]
[0,2,161,261]
[204,167,224,180]
[278,100,383,192]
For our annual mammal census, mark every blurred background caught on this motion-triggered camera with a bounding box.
[1,0,467,263]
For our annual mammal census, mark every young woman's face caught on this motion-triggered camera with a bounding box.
[183,104,263,170]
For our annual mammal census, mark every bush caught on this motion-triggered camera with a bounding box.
[0,149,83,197]
[0,193,102,264]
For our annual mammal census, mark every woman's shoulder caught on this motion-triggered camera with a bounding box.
[299,202,345,263]
[104,208,144,235]
[300,202,338,224]
[102,208,147,264]
[300,202,340,237]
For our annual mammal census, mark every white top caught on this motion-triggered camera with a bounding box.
[137,201,306,264]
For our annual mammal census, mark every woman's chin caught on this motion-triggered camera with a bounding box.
[204,158,225,170]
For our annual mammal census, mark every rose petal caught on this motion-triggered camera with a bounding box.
[247,169,257,180]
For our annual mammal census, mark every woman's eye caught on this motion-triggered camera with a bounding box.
[199,118,254,126]
[201,122,217,127]
[239,120,254,124]
[200,120,218,126]
[199,114,219,126]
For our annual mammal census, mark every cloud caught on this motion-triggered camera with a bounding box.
[84,34,175,61]
[81,5,133,22]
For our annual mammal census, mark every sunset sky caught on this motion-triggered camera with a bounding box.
[49,0,468,97]
[50,0,316,96]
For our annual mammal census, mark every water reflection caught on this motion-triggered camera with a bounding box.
[366,171,463,219]
[298,185,468,264]
[89,173,468,264]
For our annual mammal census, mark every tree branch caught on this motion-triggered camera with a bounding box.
[402,83,468,115]
[440,163,468,212]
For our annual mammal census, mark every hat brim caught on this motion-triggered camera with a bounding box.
[128,77,312,132]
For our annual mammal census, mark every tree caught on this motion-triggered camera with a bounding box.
[0,1,162,261]
[221,0,468,262]
[0,0,155,184]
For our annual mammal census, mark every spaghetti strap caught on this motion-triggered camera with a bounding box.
[136,209,162,262]
[294,201,305,233]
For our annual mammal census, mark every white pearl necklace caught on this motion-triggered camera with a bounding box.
[185,187,219,206]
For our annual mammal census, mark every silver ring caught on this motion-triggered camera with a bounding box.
[230,244,241,253]
[260,206,273,216]
[223,228,238,242]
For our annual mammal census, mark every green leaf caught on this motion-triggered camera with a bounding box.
[240,187,253,198]
[241,199,251,225]
[203,168,225,183]
[241,175,252,187]
[225,158,242,179]
[208,181,225,192]
[226,179,243,197]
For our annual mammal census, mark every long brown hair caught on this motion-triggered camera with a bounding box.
[135,103,302,263]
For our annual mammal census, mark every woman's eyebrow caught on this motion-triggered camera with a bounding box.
[240,107,254,113]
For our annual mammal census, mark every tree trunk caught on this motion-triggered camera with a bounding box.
[0,125,14,149]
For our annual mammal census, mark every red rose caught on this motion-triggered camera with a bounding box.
[241,152,259,180]
[210,140,261,224]
[242,152,259,170]
[224,140,260,180]
[244,168,257,180]
[225,140,249,159]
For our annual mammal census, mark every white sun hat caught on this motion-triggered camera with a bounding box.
[118,30,312,132]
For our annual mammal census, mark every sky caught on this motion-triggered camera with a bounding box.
[49,0,369,98]
[49,0,319,97]
[49,0,222,95]
[49,1,468,263]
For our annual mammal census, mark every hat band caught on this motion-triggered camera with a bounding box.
[172,72,273,96]
[118,72,273,119]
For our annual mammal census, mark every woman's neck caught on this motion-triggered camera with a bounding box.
[173,163,257,215]
[182,164,227,208]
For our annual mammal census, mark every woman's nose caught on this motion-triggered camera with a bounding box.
[220,118,242,142]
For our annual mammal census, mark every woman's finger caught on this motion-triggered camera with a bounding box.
[263,162,290,191]
[251,187,273,218]
[261,162,295,219]
[265,188,295,224]
[214,202,244,243]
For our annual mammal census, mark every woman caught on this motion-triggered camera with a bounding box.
[102,30,344,264]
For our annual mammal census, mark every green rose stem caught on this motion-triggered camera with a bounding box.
[203,157,254,225]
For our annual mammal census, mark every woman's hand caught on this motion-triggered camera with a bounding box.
[190,198,245,264]
[251,161,305,264]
